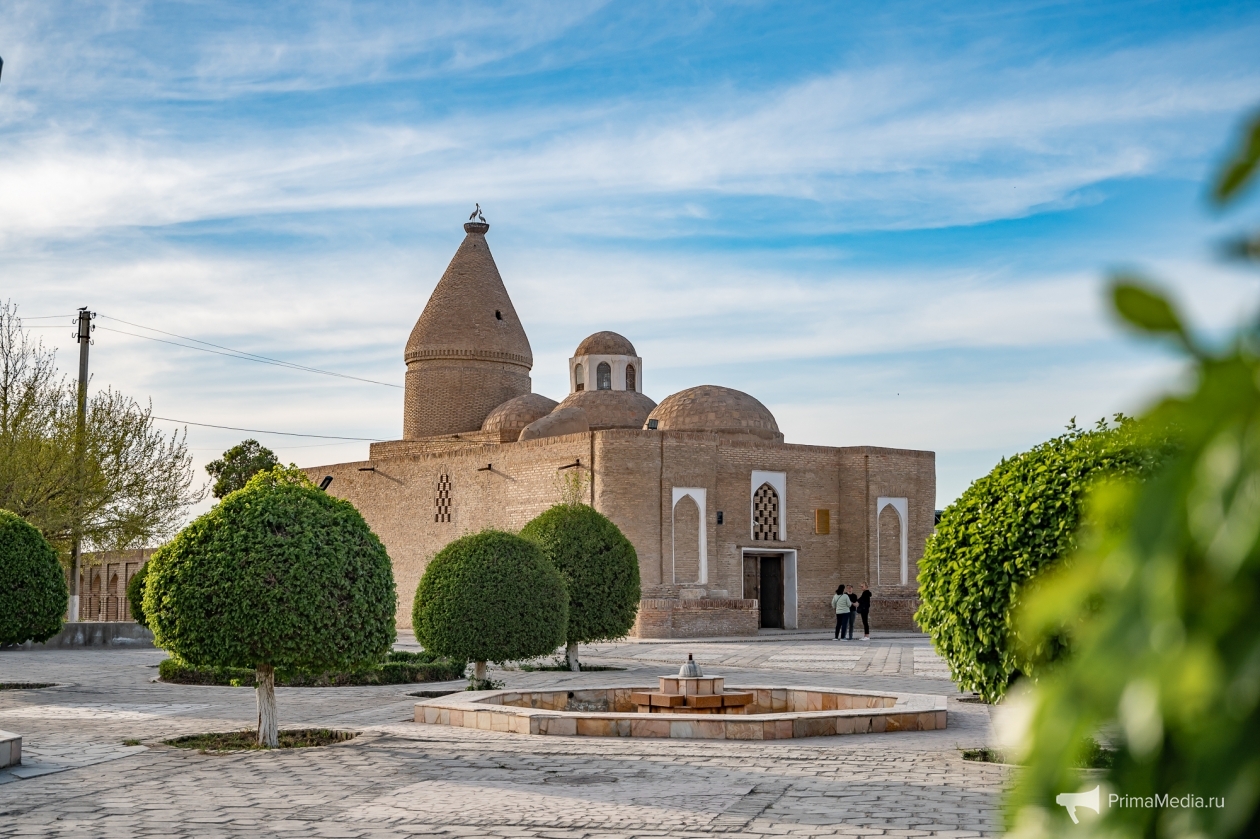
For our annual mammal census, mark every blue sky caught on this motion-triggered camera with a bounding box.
[3,0,1259,516]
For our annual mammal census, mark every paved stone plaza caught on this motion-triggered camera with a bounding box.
[0,632,1006,838]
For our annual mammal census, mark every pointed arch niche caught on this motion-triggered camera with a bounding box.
[671,487,707,584]
[876,496,909,586]
[750,470,787,542]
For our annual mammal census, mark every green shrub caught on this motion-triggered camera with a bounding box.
[915,419,1164,702]
[144,466,396,744]
[0,510,67,645]
[520,504,639,667]
[413,530,568,673]
[157,651,465,686]
[126,562,149,627]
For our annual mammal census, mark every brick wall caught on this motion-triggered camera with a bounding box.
[308,429,934,635]
[633,598,759,638]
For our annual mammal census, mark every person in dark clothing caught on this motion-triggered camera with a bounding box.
[856,583,872,640]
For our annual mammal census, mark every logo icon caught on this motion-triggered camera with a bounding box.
[1056,785,1101,824]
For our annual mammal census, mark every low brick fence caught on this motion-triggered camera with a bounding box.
[633,598,759,638]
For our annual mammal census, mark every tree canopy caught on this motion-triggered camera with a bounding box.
[413,530,568,670]
[520,503,639,668]
[206,438,279,499]
[0,303,203,558]
[144,466,395,744]
[0,509,68,645]
[916,417,1166,703]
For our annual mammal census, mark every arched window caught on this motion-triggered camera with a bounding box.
[574,363,584,392]
[597,362,612,390]
[753,482,779,541]
[626,364,636,392]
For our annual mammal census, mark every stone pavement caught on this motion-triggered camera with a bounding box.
[0,633,1007,838]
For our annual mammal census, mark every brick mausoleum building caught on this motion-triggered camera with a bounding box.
[308,221,935,637]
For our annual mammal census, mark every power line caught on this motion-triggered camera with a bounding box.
[152,416,383,441]
[22,314,75,320]
[96,313,403,389]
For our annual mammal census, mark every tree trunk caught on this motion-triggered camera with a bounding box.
[566,641,580,672]
[256,664,278,747]
[472,661,487,684]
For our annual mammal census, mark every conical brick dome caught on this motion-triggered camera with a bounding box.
[403,222,534,439]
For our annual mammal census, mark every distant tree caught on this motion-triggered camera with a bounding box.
[0,509,68,645]
[413,530,568,686]
[144,466,396,746]
[206,439,279,499]
[0,302,203,559]
[127,561,149,628]
[521,504,640,671]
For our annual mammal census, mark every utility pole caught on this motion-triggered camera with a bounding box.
[68,307,94,623]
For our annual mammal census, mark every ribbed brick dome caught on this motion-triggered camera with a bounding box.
[556,389,656,430]
[405,223,533,368]
[646,386,783,442]
[402,221,534,440]
[482,393,559,438]
[574,331,636,357]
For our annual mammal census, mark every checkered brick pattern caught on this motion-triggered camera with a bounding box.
[753,482,779,541]
[434,474,452,523]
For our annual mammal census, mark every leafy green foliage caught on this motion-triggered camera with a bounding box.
[0,302,202,557]
[144,466,396,672]
[206,439,279,499]
[126,561,148,627]
[520,504,640,645]
[0,509,67,644]
[157,651,464,686]
[916,419,1164,702]
[412,530,568,665]
[1009,108,1260,839]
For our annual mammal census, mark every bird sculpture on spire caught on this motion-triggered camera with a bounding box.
[468,203,486,223]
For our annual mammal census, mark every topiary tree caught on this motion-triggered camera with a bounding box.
[520,504,640,671]
[916,418,1166,702]
[413,529,568,686]
[0,509,68,645]
[144,466,396,746]
[126,561,149,628]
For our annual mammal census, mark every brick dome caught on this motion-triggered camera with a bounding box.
[555,389,656,430]
[646,386,783,442]
[575,331,636,357]
[482,393,559,439]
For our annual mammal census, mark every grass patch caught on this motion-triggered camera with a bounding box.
[164,728,357,752]
[962,739,1116,768]
[409,689,461,698]
[0,682,56,690]
[158,651,466,687]
[122,739,141,746]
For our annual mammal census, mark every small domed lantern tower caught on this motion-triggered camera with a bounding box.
[569,331,643,395]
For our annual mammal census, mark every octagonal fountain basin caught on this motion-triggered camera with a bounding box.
[414,685,947,740]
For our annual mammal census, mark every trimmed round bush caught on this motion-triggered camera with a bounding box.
[413,530,568,665]
[144,466,396,744]
[127,561,149,627]
[0,510,68,645]
[520,504,640,647]
[915,420,1164,703]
